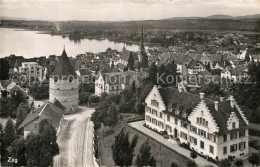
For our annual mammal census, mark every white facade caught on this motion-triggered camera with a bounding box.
[145,86,249,160]
[95,71,139,96]
[18,62,45,81]
[187,62,206,75]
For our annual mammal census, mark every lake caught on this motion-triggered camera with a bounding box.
[0,28,139,58]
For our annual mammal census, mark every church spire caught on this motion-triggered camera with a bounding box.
[140,22,145,51]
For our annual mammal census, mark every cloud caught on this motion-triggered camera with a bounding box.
[0,0,259,21]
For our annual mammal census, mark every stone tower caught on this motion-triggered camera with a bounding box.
[49,48,79,113]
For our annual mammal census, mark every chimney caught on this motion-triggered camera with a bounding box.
[214,101,219,111]
[220,97,224,101]
[230,95,234,108]
[199,92,205,100]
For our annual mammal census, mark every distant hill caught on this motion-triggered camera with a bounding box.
[207,15,233,19]
[165,14,260,20]
[236,14,260,19]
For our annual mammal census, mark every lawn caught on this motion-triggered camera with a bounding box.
[96,115,191,167]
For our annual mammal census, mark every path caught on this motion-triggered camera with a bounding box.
[53,106,95,167]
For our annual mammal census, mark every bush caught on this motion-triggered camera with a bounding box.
[88,95,100,104]
[186,161,197,167]
[249,139,260,150]
[249,128,260,137]
[179,143,190,150]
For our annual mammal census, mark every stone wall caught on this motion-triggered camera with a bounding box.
[49,77,79,113]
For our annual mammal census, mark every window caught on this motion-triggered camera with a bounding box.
[198,129,206,138]
[160,113,162,118]
[200,141,204,149]
[230,144,237,152]
[116,86,119,90]
[175,118,178,125]
[190,136,197,145]
[230,132,237,140]
[223,135,227,142]
[166,125,172,132]
[69,78,73,82]
[239,142,246,150]
[112,86,114,90]
[167,115,170,121]
[180,132,187,140]
[190,126,197,134]
[223,146,227,154]
[54,77,58,83]
[239,130,245,138]
[197,117,208,126]
[181,121,187,129]
[208,133,216,142]
[210,145,214,154]
[232,122,236,129]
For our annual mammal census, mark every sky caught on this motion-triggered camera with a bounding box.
[0,0,260,21]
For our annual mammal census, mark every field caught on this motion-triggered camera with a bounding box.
[96,114,191,167]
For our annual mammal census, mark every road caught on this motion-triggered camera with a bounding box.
[53,106,95,167]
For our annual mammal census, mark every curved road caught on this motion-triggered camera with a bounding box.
[53,106,95,167]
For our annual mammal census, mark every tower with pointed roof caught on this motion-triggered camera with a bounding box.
[138,23,149,68]
[49,48,79,113]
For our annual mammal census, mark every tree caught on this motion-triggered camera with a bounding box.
[0,97,17,117]
[148,62,157,84]
[248,153,259,167]
[186,161,197,167]
[111,129,138,166]
[9,137,26,166]
[11,90,27,107]
[25,119,59,167]
[107,103,118,126]
[201,82,225,100]
[0,58,10,80]
[190,150,197,161]
[140,51,149,68]
[3,118,16,146]
[127,52,135,70]
[135,140,156,167]
[79,92,91,105]
[88,95,100,104]
[234,159,244,167]
[25,133,42,166]
[111,61,115,69]
[29,83,49,100]
[171,162,178,167]
[245,52,250,62]
[16,103,29,134]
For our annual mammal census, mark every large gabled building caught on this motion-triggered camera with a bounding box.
[145,85,249,160]
[18,100,65,138]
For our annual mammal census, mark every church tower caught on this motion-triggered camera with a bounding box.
[49,48,79,113]
[138,23,149,68]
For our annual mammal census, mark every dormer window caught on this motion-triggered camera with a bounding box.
[69,78,73,82]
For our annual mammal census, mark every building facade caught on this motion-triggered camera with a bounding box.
[95,70,140,96]
[145,85,249,160]
[18,62,45,81]
[49,49,79,113]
